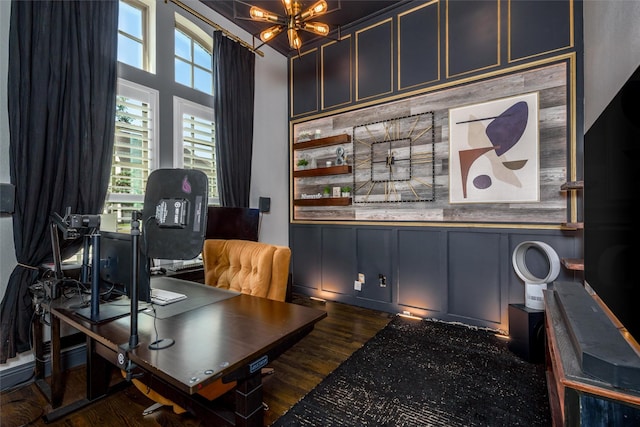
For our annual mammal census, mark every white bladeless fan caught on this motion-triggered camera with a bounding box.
[512,241,561,310]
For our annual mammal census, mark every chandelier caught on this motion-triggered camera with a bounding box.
[249,0,330,50]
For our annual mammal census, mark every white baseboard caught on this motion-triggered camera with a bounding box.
[0,344,86,392]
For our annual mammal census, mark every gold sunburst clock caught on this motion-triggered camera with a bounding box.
[352,112,435,203]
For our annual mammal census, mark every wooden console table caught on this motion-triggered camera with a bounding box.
[544,287,640,426]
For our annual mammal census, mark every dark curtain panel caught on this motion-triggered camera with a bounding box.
[212,31,256,208]
[0,0,118,363]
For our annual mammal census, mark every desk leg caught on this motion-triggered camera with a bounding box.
[33,312,54,402]
[86,337,111,400]
[33,316,44,379]
[50,314,63,408]
[234,372,263,427]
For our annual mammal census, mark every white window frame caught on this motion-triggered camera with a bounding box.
[173,96,218,204]
[105,79,159,208]
[174,14,213,95]
[118,0,156,73]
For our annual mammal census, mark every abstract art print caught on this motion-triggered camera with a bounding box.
[448,92,539,203]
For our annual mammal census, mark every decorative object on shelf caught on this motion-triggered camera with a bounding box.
[341,186,352,197]
[297,158,309,170]
[314,129,322,139]
[449,92,539,204]
[322,186,331,197]
[353,112,435,203]
[325,160,332,167]
[335,146,346,165]
[298,130,313,141]
[300,193,322,199]
[332,186,341,197]
[248,0,329,51]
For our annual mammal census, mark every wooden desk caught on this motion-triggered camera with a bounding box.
[41,278,327,426]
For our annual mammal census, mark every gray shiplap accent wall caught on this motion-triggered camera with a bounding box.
[293,60,572,224]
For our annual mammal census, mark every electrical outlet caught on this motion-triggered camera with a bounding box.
[354,280,362,291]
[378,274,386,287]
[358,273,365,283]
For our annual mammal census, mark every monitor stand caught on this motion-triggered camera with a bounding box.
[75,303,131,324]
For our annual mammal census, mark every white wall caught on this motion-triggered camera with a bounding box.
[1,0,17,302]
[158,1,290,247]
[583,1,640,131]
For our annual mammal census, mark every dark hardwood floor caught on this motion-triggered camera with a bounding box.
[0,295,392,427]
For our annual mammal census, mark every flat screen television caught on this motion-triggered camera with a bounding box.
[584,65,638,342]
[206,206,259,241]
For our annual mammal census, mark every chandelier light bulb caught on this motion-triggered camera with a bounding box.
[287,28,302,50]
[302,21,329,36]
[251,0,329,50]
[249,6,281,23]
[300,0,327,20]
[282,0,294,16]
[260,25,284,42]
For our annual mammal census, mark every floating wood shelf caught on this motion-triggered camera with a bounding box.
[561,258,584,271]
[293,197,352,206]
[293,134,351,150]
[293,165,352,177]
[560,180,584,190]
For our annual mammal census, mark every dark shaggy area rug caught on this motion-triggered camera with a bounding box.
[273,316,550,426]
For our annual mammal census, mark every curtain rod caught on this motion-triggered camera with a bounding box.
[170,0,265,57]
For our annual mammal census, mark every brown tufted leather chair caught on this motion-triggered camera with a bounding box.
[202,239,291,302]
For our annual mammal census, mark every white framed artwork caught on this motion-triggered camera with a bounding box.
[448,92,540,204]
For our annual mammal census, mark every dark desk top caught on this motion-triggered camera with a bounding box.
[51,278,327,395]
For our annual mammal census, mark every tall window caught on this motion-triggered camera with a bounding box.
[174,98,218,202]
[118,0,146,69]
[104,80,159,232]
[174,24,213,94]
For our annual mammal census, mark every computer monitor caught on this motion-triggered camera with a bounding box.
[100,231,151,303]
[206,206,259,241]
[74,231,151,323]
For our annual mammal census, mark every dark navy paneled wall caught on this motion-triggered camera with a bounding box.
[290,0,577,117]
[398,2,440,90]
[288,0,582,332]
[447,0,499,77]
[291,224,580,331]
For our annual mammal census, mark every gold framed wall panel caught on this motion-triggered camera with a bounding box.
[321,35,352,111]
[445,0,501,79]
[397,0,440,91]
[507,0,574,63]
[290,48,319,118]
[355,18,394,102]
